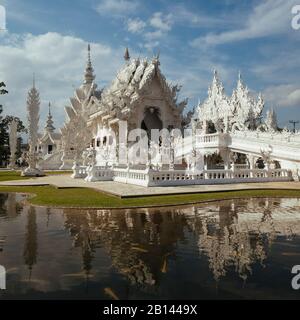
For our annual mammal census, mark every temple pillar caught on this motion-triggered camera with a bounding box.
[246,154,256,177]
[220,149,231,171]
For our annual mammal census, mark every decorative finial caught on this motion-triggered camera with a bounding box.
[124,47,130,62]
[88,44,91,62]
[32,73,36,88]
[84,44,95,84]
[156,49,160,60]
[238,70,242,81]
[152,50,161,67]
[45,101,55,133]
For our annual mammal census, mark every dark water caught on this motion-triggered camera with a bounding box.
[0,193,300,300]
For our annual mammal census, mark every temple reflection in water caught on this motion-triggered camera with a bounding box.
[1,194,300,299]
[63,198,300,286]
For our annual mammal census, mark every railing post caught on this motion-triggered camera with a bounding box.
[71,161,81,179]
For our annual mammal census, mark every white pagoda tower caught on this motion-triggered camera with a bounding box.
[22,75,44,176]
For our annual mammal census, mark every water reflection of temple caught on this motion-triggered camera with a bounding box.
[23,206,38,279]
[0,193,24,252]
[63,198,300,285]
[189,198,300,281]
[63,208,188,288]
[0,193,23,219]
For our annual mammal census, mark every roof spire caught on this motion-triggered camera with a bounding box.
[88,43,91,61]
[237,70,245,91]
[84,44,95,84]
[156,49,160,60]
[32,73,36,88]
[124,47,130,62]
[44,102,55,133]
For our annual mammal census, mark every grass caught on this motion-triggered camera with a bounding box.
[44,171,72,175]
[0,171,30,181]
[0,170,71,182]
[0,185,300,208]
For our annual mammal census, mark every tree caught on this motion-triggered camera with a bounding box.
[0,82,8,165]
[0,82,27,166]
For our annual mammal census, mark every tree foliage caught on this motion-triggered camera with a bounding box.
[0,82,27,166]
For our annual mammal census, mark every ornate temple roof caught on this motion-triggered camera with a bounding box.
[61,45,102,133]
[44,102,55,133]
[194,70,265,132]
[88,49,187,122]
[39,102,61,144]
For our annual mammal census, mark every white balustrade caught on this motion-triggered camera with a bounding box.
[72,162,292,186]
[234,164,250,170]
[112,167,292,186]
[71,165,88,179]
[195,133,220,145]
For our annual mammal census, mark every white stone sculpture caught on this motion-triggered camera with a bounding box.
[84,148,98,182]
[185,148,204,172]
[8,119,18,169]
[194,71,264,133]
[22,76,44,177]
[264,108,278,132]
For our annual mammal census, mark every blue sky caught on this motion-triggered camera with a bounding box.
[0,0,300,129]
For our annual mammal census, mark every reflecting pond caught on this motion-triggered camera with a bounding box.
[0,193,300,299]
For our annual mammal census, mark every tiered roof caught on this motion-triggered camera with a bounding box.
[89,50,187,123]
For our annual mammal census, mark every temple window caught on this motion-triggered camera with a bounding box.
[103,136,107,146]
[48,145,53,154]
[96,138,101,147]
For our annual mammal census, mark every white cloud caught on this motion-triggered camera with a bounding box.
[96,0,139,17]
[264,84,300,108]
[144,40,160,51]
[169,4,230,28]
[0,32,124,129]
[144,29,164,41]
[149,12,173,32]
[191,0,296,47]
[127,18,146,34]
[142,12,174,50]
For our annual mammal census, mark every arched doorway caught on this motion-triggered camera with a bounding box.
[141,107,163,138]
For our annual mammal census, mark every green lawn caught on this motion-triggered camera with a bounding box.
[0,185,300,208]
[44,170,72,175]
[0,171,30,181]
[0,170,71,181]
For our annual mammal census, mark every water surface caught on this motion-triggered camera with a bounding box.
[0,193,300,300]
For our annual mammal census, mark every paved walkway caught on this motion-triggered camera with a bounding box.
[1,175,300,198]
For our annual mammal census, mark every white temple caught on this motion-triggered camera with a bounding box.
[23,45,300,185]
[37,103,62,170]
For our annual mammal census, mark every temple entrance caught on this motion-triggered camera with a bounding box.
[141,107,163,138]
[48,145,53,154]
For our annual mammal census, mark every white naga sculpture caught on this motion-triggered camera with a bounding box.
[22,76,44,177]
[8,119,18,169]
